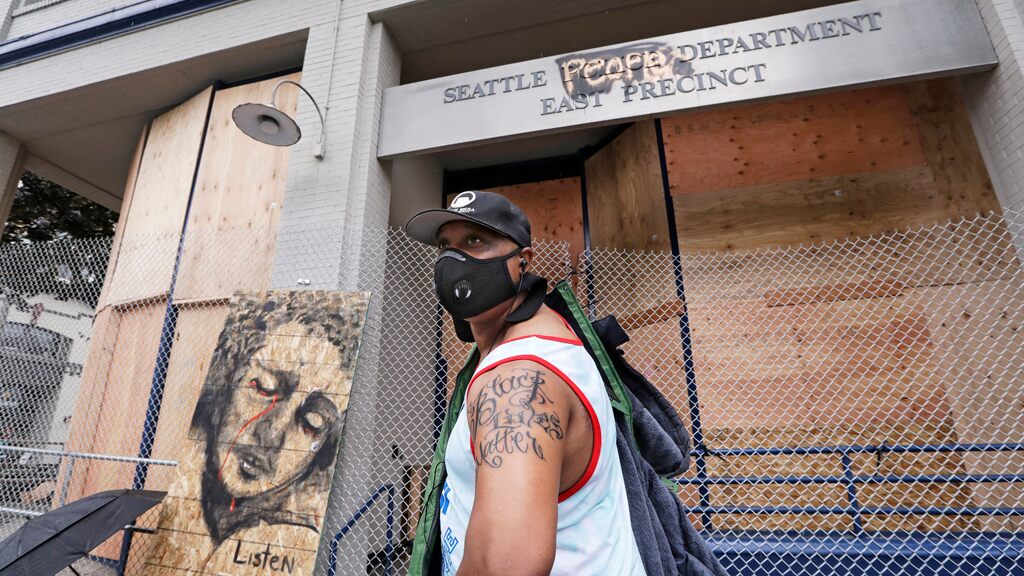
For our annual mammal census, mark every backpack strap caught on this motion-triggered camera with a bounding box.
[552,281,637,448]
[408,347,480,576]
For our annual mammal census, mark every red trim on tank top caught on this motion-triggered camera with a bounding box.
[487,311,583,350]
[501,334,583,347]
[465,354,601,503]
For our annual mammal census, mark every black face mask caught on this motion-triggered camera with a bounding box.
[434,247,522,321]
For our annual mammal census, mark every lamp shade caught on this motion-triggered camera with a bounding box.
[231,102,301,147]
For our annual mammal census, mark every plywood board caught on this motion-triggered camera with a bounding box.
[618,298,684,331]
[920,279,1024,531]
[77,303,167,492]
[96,125,149,309]
[57,302,168,559]
[672,167,948,252]
[586,241,679,322]
[620,318,692,434]
[173,73,300,303]
[682,280,986,533]
[402,465,429,542]
[763,279,905,308]
[664,80,1005,254]
[105,88,213,305]
[145,305,231,491]
[585,120,670,252]
[687,294,948,432]
[661,85,927,197]
[57,306,120,503]
[145,290,369,576]
[905,78,1001,218]
[464,177,583,272]
[585,118,679,313]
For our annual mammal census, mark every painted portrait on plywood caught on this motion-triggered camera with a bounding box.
[145,290,370,575]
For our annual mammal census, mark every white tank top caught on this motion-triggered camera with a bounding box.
[439,328,646,576]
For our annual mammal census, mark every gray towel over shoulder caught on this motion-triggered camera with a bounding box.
[591,314,729,576]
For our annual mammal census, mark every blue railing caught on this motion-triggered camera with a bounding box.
[327,484,397,576]
[318,441,1024,574]
[673,441,1024,535]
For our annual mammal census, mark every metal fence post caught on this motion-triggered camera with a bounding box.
[655,118,712,529]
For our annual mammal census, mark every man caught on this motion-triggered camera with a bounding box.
[406,191,645,575]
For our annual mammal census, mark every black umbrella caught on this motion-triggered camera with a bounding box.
[0,489,165,576]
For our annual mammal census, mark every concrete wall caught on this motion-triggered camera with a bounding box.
[269,3,402,292]
[0,130,23,232]
[389,155,443,228]
[0,0,335,108]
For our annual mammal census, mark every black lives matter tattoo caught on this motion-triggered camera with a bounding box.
[467,367,565,468]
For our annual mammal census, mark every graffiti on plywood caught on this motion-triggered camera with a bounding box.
[145,290,370,575]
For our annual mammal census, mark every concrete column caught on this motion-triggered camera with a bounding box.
[962,0,1024,211]
[317,19,401,574]
[271,9,399,292]
[0,0,16,42]
[0,130,25,236]
[268,6,401,572]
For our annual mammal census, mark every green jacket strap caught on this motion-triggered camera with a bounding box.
[554,281,636,443]
[407,347,479,576]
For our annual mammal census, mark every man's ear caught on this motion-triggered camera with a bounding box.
[519,247,535,272]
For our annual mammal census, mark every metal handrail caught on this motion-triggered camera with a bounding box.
[0,505,43,517]
[326,484,396,576]
[0,445,176,511]
[0,445,177,466]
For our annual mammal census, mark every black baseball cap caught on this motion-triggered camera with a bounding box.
[405,191,532,247]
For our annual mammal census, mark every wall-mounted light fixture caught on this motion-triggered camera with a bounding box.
[232,79,325,160]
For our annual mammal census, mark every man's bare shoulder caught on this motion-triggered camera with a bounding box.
[466,359,570,469]
[503,304,577,341]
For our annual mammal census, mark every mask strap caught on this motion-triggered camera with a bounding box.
[506,274,547,323]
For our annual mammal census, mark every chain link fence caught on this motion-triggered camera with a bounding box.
[0,207,1021,575]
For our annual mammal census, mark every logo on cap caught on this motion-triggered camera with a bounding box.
[450,192,476,210]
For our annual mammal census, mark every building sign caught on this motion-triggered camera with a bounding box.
[378,0,996,158]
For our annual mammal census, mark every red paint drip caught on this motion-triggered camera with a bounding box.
[217,387,279,493]
[229,498,236,512]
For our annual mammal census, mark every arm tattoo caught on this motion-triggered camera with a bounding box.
[467,367,565,469]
